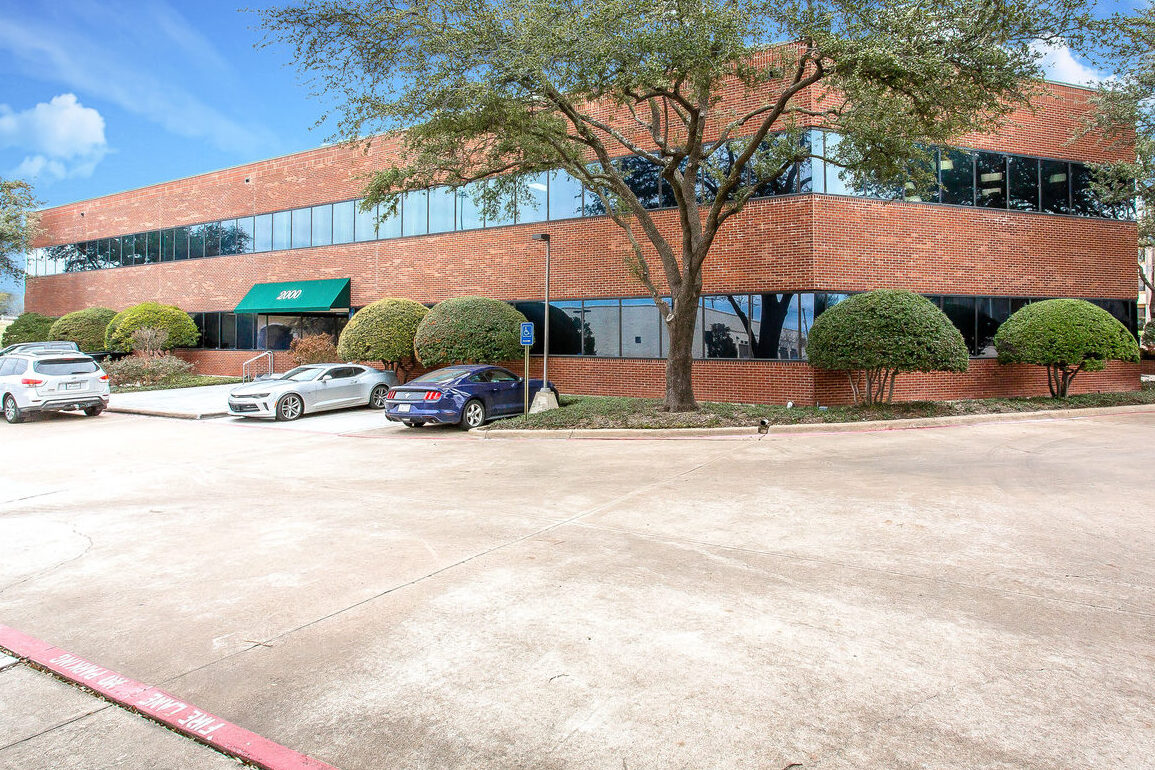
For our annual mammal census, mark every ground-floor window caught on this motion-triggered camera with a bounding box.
[189,312,349,351]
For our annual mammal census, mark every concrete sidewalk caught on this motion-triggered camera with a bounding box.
[107,384,235,419]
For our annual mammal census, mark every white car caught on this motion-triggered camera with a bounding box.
[227,363,398,421]
[0,351,110,424]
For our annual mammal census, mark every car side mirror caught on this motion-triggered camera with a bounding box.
[321,374,332,382]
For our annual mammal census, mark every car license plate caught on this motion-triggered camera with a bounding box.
[64,382,82,391]
[397,403,411,412]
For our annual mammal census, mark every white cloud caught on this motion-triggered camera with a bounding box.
[0,7,277,157]
[1031,40,1111,87]
[0,93,108,180]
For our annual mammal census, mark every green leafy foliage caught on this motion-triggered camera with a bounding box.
[49,307,116,352]
[808,290,968,404]
[337,298,428,378]
[1141,320,1154,354]
[289,333,340,366]
[414,297,526,366]
[0,177,40,282]
[1,311,57,346]
[103,354,194,387]
[105,303,199,352]
[994,298,1140,397]
[260,0,1085,411]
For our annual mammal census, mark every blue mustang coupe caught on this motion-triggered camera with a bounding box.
[384,365,559,429]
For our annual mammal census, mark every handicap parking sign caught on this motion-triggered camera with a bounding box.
[520,322,534,346]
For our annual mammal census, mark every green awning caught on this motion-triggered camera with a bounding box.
[234,278,351,314]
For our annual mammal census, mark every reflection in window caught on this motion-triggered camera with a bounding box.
[187,225,205,260]
[272,211,292,250]
[619,156,664,210]
[1008,156,1039,211]
[548,169,584,220]
[1070,163,1102,217]
[584,299,620,356]
[311,206,332,246]
[557,301,592,354]
[703,295,750,358]
[518,173,548,224]
[942,296,978,354]
[975,152,1007,209]
[236,216,255,254]
[940,149,975,206]
[403,190,428,237]
[219,313,237,349]
[1041,159,1070,214]
[621,298,662,357]
[487,179,515,227]
[332,201,354,244]
[823,132,857,196]
[291,208,312,249]
[749,293,798,358]
[798,293,815,357]
[511,301,584,355]
[457,182,484,230]
[976,297,1011,356]
[236,313,257,350]
[253,214,272,252]
[202,312,221,349]
[429,187,455,233]
[700,142,746,204]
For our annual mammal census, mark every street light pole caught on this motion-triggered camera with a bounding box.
[530,233,558,412]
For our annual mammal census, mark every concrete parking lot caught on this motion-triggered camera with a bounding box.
[1,408,1153,768]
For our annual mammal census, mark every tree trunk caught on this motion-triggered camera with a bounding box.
[663,291,700,412]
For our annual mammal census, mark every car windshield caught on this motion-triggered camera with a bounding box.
[33,358,99,375]
[410,368,470,385]
[279,366,324,382]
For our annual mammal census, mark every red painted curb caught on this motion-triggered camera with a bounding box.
[0,625,339,770]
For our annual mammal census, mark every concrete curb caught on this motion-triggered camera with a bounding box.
[107,406,227,420]
[476,403,1155,439]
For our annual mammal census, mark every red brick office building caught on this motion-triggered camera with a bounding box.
[24,80,1140,405]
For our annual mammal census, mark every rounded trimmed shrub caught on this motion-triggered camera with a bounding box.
[414,296,526,366]
[338,298,428,379]
[808,289,968,404]
[993,298,1140,397]
[1,312,58,346]
[105,303,199,352]
[49,307,116,352]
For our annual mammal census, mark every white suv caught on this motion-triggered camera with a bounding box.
[0,352,110,424]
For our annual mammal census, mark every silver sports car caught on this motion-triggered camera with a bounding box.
[227,363,398,421]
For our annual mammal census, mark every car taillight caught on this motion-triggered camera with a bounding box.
[99,373,109,381]
[21,378,44,386]
[386,390,396,398]
[424,390,441,401]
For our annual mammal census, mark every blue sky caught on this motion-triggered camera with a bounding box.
[0,0,1143,305]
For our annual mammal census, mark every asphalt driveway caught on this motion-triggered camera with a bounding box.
[1,409,1152,768]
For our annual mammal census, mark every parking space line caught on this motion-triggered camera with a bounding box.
[0,625,338,770]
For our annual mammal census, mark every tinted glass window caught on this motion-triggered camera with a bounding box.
[170,227,187,261]
[975,152,1007,208]
[354,200,378,242]
[236,313,257,350]
[940,149,975,206]
[272,211,291,250]
[202,312,220,348]
[281,366,324,382]
[703,295,750,358]
[457,183,484,230]
[236,217,255,254]
[584,299,620,356]
[217,220,237,255]
[147,231,163,263]
[976,297,1011,356]
[823,132,856,196]
[311,206,332,246]
[411,368,471,384]
[1008,156,1039,211]
[618,156,663,210]
[291,208,312,249]
[187,226,206,260]
[34,358,99,375]
[0,359,13,376]
[429,187,455,233]
[379,199,402,238]
[621,298,661,357]
[548,169,584,220]
[518,173,548,224]
[219,313,237,349]
[489,369,518,382]
[254,213,273,252]
[749,293,799,358]
[511,302,583,355]
[942,296,978,354]
[332,201,355,244]
[403,190,428,237]
[1070,163,1103,217]
[1041,159,1070,214]
[203,224,221,258]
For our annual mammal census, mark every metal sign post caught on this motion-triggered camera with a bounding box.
[520,322,534,416]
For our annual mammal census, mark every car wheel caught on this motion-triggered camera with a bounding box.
[402,420,423,428]
[460,399,486,430]
[83,405,104,417]
[3,395,23,424]
[276,393,304,421]
[369,385,389,409]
